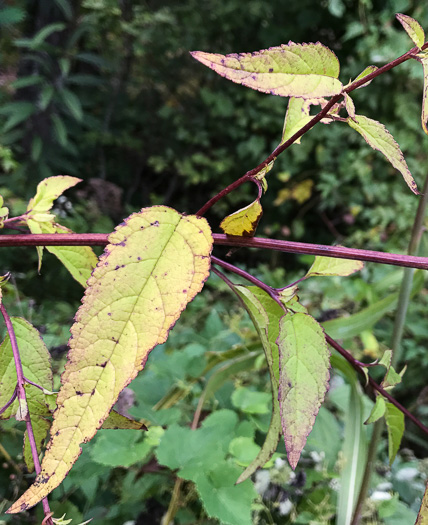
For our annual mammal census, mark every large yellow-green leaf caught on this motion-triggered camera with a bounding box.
[347,114,418,194]
[306,256,363,278]
[277,312,330,469]
[191,42,342,99]
[396,13,425,49]
[220,199,262,237]
[8,206,212,513]
[233,286,282,483]
[415,483,428,525]
[26,175,81,215]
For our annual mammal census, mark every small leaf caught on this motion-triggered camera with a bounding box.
[344,93,356,119]
[415,482,428,525]
[378,349,404,389]
[59,88,83,121]
[351,65,378,88]
[306,256,364,278]
[385,402,404,464]
[8,206,213,513]
[281,97,314,145]
[365,395,386,424]
[277,312,330,469]
[26,176,81,215]
[220,199,262,237]
[347,114,418,194]
[191,42,342,99]
[396,14,425,49]
[102,410,147,430]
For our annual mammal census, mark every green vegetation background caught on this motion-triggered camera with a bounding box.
[0,1,428,524]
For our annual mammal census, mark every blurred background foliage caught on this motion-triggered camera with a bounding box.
[1,0,428,524]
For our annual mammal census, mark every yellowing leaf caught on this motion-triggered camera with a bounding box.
[347,114,419,194]
[344,93,355,119]
[220,199,262,237]
[415,483,428,525]
[306,256,364,277]
[281,97,314,145]
[277,312,330,469]
[351,65,378,88]
[417,52,428,135]
[396,13,425,49]
[8,206,212,513]
[191,43,342,99]
[385,402,404,464]
[274,179,313,206]
[233,286,282,483]
[26,176,81,215]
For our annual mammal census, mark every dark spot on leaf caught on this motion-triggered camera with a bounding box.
[183,289,187,293]
[269,67,274,72]
[55,431,60,436]
[114,265,120,270]
[107,312,112,316]
[137,257,141,261]
[270,90,275,95]
[100,361,107,368]
[76,391,83,396]
[151,221,159,226]
[288,382,292,388]
[20,503,29,510]
[91,389,95,396]
[104,262,109,266]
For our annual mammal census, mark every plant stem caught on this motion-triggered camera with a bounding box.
[195,44,427,216]
[1,232,428,270]
[350,171,428,525]
[0,304,53,525]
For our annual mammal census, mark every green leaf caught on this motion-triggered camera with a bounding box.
[378,349,404,389]
[396,13,425,49]
[344,93,355,119]
[191,42,342,99]
[385,402,404,464]
[352,65,378,88]
[277,312,330,469]
[194,462,256,525]
[59,88,83,121]
[40,86,54,111]
[0,318,53,421]
[232,387,271,414]
[233,286,283,483]
[51,113,68,146]
[0,7,26,26]
[1,102,35,132]
[229,436,272,467]
[157,410,238,476]
[90,428,158,467]
[8,206,213,513]
[101,410,147,430]
[306,255,363,278]
[365,395,386,424]
[28,220,98,287]
[281,97,314,145]
[220,199,263,237]
[336,368,367,525]
[415,482,428,525]
[347,114,418,194]
[23,415,51,473]
[26,175,81,215]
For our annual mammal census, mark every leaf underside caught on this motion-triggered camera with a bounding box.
[8,206,213,513]
[191,42,342,99]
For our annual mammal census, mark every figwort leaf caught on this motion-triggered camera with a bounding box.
[396,13,425,49]
[191,42,342,99]
[8,206,213,513]
[220,199,263,237]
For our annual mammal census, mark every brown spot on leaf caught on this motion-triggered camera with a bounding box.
[91,389,96,396]
[76,391,83,396]
[99,361,107,368]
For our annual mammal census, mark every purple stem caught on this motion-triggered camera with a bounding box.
[0,304,53,524]
[0,232,427,270]
[23,377,48,392]
[195,43,428,217]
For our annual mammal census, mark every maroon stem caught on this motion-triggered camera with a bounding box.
[195,43,427,217]
[0,386,17,416]
[0,304,53,524]
[327,335,428,437]
[0,232,427,270]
